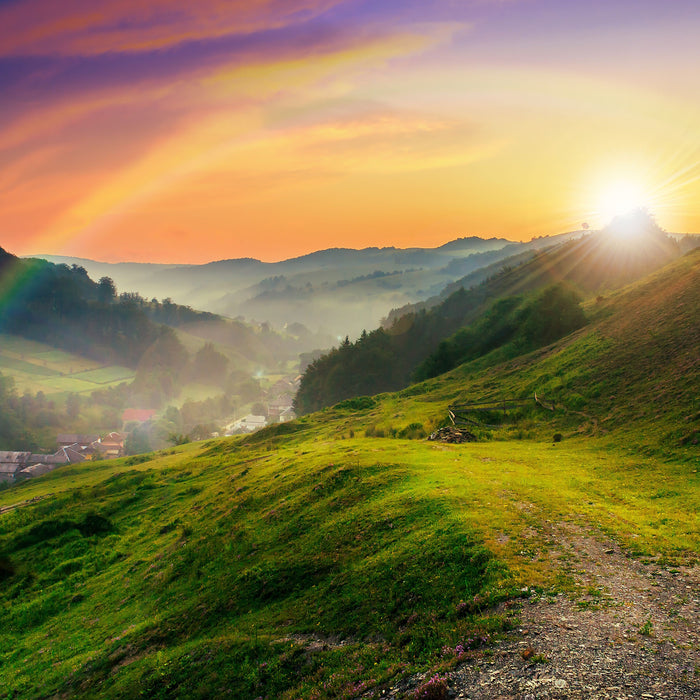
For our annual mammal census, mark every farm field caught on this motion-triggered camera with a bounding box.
[0,334,135,396]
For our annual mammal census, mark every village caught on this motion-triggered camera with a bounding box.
[223,377,297,436]
[0,376,298,486]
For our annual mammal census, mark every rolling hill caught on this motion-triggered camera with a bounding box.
[295,211,685,413]
[0,245,318,451]
[32,233,584,338]
[0,245,697,698]
[0,333,135,398]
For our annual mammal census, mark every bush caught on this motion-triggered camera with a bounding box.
[333,396,376,411]
[414,674,450,700]
[0,554,15,581]
[13,519,76,550]
[566,393,586,410]
[398,422,427,440]
[12,513,113,550]
[78,513,113,536]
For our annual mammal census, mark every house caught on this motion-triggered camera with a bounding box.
[93,432,126,458]
[0,451,69,483]
[271,379,296,395]
[18,463,54,478]
[0,452,32,484]
[55,445,87,464]
[225,414,267,435]
[268,393,294,419]
[0,443,92,484]
[57,434,98,450]
[121,408,157,425]
[34,453,71,466]
[279,407,296,423]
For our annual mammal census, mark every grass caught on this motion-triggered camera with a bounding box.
[0,251,698,698]
[0,334,135,395]
[0,427,696,699]
[70,367,135,384]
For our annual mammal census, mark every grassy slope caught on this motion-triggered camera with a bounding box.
[0,334,135,396]
[0,251,698,699]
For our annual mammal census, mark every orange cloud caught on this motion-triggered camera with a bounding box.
[3,3,699,264]
[15,23,459,258]
[0,0,346,56]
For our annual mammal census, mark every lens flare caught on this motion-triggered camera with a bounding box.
[597,181,648,224]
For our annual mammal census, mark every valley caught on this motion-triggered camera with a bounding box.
[0,244,697,698]
[3,3,700,697]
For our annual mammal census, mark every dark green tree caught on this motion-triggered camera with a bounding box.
[97,276,117,303]
[192,342,229,384]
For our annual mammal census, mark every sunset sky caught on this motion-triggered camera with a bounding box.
[2,0,699,263]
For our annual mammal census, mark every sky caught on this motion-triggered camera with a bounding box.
[1,0,699,263]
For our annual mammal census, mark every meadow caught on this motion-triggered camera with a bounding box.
[0,414,697,699]
[0,334,135,397]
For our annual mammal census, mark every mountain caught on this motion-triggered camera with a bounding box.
[385,215,700,325]
[1,246,168,368]
[0,246,697,698]
[31,234,584,338]
[295,211,683,413]
[2,244,327,371]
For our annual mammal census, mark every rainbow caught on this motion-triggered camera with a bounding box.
[0,248,51,333]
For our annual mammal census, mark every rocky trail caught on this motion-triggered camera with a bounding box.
[391,524,699,699]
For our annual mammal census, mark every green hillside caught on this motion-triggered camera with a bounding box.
[0,334,135,397]
[0,249,698,699]
[295,211,682,414]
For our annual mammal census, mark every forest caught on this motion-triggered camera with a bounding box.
[0,248,245,451]
[294,216,680,415]
[293,283,586,414]
[0,246,216,368]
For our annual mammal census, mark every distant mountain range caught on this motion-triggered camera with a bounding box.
[31,233,584,337]
[295,212,693,412]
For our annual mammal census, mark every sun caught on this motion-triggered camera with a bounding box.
[596,180,649,225]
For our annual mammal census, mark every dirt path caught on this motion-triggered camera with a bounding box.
[0,494,48,515]
[392,525,700,699]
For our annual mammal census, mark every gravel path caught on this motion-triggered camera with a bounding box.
[393,525,700,699]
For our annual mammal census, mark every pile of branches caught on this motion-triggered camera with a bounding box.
[428,426,477,443]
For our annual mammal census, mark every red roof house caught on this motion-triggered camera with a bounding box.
[121,408,157,424]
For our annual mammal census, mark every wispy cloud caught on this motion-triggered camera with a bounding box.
[1,0,698,262]
[0,0,347,56]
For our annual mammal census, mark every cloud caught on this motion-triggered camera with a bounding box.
[0,17,455,156]
[6,21,459,257]
[0,0,348,56]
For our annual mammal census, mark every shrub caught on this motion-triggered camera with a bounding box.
[398,422,427,440]
[333,396,376,411]
[13,519,76,550]
[0,554,15,581]
[566,393,586,410]
[78,513,113,536]
[414,674,450,700]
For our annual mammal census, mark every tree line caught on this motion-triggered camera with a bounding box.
[0,248,215,368]
[294,281,586,415]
